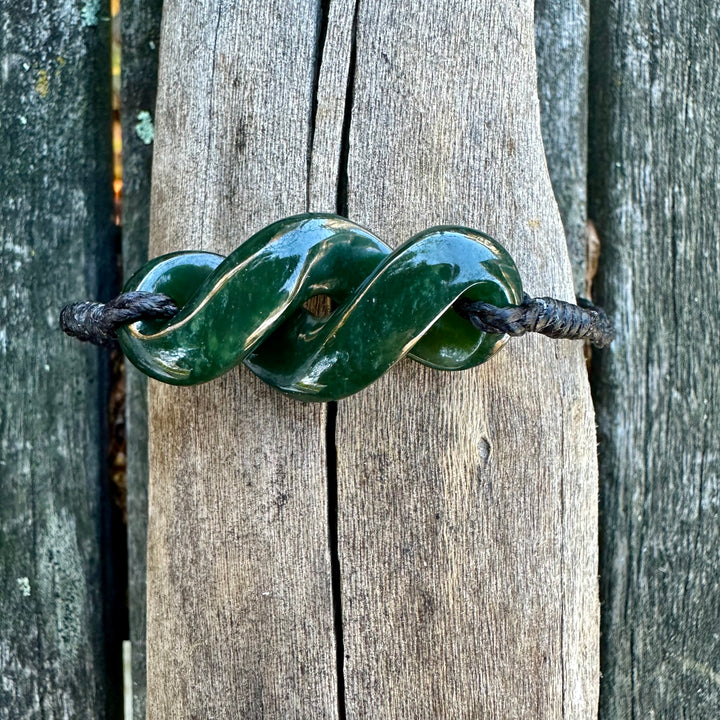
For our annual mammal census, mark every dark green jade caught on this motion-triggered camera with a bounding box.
[117,213,523,402]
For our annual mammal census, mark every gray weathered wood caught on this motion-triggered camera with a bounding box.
[145,1,337,717]
[120,2,163,718]
[147,0,599,716]
[0,1,118,717]
[535,0,589,297]
[589,1,720,717]
[332,1,598,717]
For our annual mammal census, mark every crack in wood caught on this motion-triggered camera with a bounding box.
[326,401,346,720]
[307,0,331,210]
[336,1,360,218]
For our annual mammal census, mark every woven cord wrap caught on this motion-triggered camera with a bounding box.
[59,292,178,346]
[454,294,614,348]
[61,291,614,349]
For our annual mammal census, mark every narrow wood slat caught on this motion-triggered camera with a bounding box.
[334,1,599,716]
[145,1,338,717]
[535,0,590,296]
[120,1,164,717]
[0,2,118,717]
[589,1,720,716]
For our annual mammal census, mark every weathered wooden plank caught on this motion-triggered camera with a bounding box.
[0,2,118,718]
[535,0,589,296]
[331,1,599,717]
[589,1,720,717]
[121,1,161,274]
[120,2,163,718]
[145,1,338,717]
[146,0,598,716]
[129,3,594,716]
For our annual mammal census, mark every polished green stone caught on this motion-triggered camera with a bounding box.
[117,213,523,402]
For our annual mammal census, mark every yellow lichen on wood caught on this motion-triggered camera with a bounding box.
[35,69,49,97]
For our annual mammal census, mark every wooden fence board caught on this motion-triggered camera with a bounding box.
[145,0,599,716]
[589,1,720,717]
[125,3,596,715]
[145,1,337,717]
[0,2,118,717]
[120,1,163,717]
[535,0,589,296]
[332,2,599,717]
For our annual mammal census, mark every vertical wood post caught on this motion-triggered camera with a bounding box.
[535,0,590,296]
[0,2,118,716]
[120,2,163,717]
[590,1,720,716]
[147,1,599,717]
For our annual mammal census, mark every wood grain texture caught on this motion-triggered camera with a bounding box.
[535,0,589,297]
[147,0,599,717]
[0,1,118,717]
[146,1,338,717]
[589,2,720,717]
[331,1,598,717]
[128,3,593,715]
[120,1,163,718]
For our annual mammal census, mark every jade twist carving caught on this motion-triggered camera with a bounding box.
[115,213,522,402]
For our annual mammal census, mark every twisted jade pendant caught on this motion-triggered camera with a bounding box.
[117,213,522,402]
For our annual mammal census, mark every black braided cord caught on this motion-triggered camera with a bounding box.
[60,291,614,349]
[59,292,179,346]
[454,294,615,348]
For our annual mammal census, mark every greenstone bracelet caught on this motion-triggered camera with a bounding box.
[60,213,613,402]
